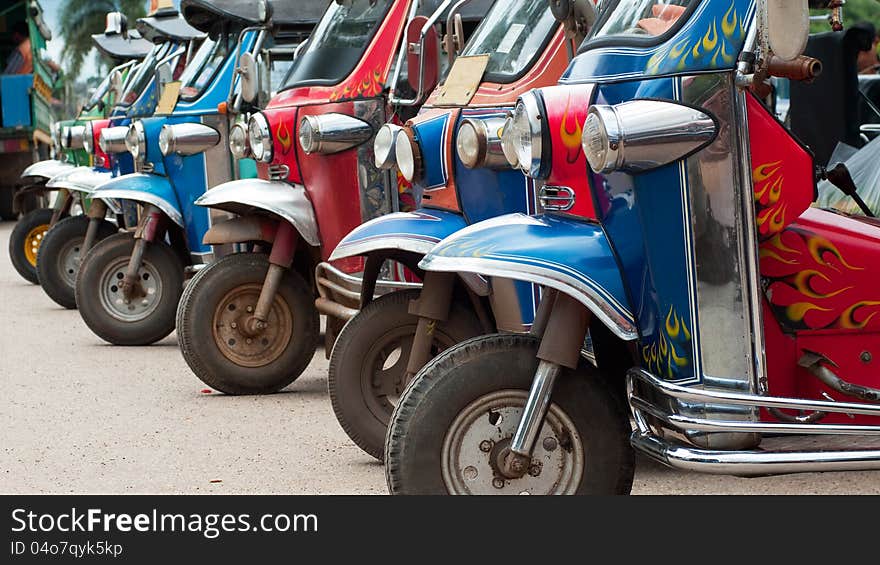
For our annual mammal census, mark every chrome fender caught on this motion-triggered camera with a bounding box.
[22,159,75,181]
[329,209,467,262]
[195,179,320,247]
[46,167,113,195]
[421,213,638,341]
[93,173,184,227]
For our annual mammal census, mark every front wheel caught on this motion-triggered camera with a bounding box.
[8,208,57,284]
[36,215,117,309]
[385,333,635,495]
[75,232,185,345]
[329,289,482,461]
[176,253,320,395]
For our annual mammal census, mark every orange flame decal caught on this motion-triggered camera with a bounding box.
[559,96,583,164]
[276,119,292,155]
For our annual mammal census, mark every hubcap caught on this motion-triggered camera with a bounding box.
[57,238,84,288]
[98,257,163,322]
[441,391,584,495]
[211,283,293,368]
[362,326,455,424]
[24,224,49,267]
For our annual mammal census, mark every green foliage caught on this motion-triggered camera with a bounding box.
[811,0,880,33]
[58,0,147,77]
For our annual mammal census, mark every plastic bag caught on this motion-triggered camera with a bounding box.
[816,136,880,214]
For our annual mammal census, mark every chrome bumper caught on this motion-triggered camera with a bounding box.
[628,369,880,476]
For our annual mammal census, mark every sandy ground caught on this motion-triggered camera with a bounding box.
[1,221,879,495]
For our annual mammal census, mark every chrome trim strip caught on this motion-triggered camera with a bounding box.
[330,237,439,262]
[421,254,638,341]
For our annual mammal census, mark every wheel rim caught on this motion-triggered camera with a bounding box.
[56,238,84,288]
[24,224,49,267]
[361,325,455,425]
[441,390,585,495]
[211,283,293,368]
[98,257,163,322]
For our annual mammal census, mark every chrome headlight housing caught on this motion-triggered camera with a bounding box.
[395,129,421,183]
[126,121,146,161]
[229,122,252,159]
[249,113,273,163]
[299,113,373,155]
[99,126,130,155]
[502,93,546,178]
[582,100,717,175]
[374,124,402,169]
[456,117,508,169]
[159,123,220,156]
[83,121,95,154]
[63,125,85,150]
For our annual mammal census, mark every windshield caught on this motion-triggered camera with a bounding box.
[117,43,171,108]
[179,34,234,100]
[460,0,558,83]
[280,0,393,91]
[592,0,693,40]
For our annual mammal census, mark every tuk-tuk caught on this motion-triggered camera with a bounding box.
[7,12,153,285]
[72,0,320,345]
[0,0,58,220]
[175,0,493,396]
[323,0,596,461]
[384,0,880,495]
[33,6,205,310]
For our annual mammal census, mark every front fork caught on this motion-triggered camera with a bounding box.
[503,290,591,478]
[120,204,166,301]
[405,271,457,380]
[82,199,109,254]
[50,189,73,226]
[246,221,298,335]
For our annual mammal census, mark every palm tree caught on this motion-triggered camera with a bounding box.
[58,0,148,76]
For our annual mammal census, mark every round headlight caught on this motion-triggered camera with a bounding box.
[456,121,483,169]
[249,113,273,163]
[229,122,251,159]
[374,124,401,169]
[83,121,95,154]
[582,106,620,175]
[298,116,316,154]
[158,125,173,156]
[126,121,146,160]
[510,95,545,178]
[501,116,519,168]
[395,130,421,182]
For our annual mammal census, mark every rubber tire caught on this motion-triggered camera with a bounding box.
[8,208,57,284]
[36,216,117,309]
[176,253,320,395]
[385,333,635,495]
[329,289,483,461]
[75,232,185,346]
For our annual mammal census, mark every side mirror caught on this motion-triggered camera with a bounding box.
[239,52,260,104]
[764,0,810,61]
[406,16,439,96]
[550,0,600,46]
[109,69,124,100]
[443,13,465,65]
[258,0,274,24]
[156,61,173,87]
